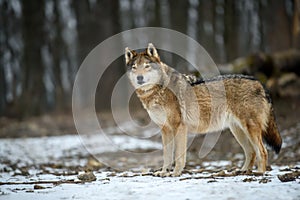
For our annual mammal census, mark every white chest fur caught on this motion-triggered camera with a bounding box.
[147,105,167,126]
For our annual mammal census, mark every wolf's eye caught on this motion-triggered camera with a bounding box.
[145,64,151,69]
[132,65,137,70]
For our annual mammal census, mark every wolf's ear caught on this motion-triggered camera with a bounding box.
[147,43,159,59]
[125,47,136,65]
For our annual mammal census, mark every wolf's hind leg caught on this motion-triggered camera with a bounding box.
[246,122,268,173]
[256,139,268,172]
[230,124,256,171]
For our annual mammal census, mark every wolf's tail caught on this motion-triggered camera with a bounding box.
[263,108,282,154]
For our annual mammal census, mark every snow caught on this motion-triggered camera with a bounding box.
[1,168,299,200]
[0,131,161,166]
[0,130,299,200]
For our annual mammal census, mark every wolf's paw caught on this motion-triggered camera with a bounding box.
[153,170,171,177]
[171,169,183,177]
[171,171,182,177]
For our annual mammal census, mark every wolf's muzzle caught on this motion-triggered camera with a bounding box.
[137,75,144,85]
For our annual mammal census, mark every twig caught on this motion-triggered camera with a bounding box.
[179,175,216,181]
[0,179,82,186]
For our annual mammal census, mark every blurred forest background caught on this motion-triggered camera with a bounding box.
[0,0,300,137]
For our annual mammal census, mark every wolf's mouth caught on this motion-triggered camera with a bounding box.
[137,80,145,85]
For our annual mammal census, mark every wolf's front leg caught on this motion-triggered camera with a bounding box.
[173,124,187,177]
[154,126,174,177]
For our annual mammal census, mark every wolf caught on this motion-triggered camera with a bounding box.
[125,43,282,177]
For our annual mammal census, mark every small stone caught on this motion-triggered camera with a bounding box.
[34,185,46,190]
[207,179,217,183]
[107,172,117,177]
[277,173,297,182]
[259,178,271,184]
[78,172,97,182]
[243,177,257,182]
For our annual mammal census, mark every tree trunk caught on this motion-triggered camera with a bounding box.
[19,0,46,118]
[293,0,300,48]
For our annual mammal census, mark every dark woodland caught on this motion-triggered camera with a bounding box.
[1,0,299,120]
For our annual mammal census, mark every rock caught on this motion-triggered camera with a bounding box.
[243,177,257,182]
[259,177,271,184]
[207,179,217,183]
[277,171,299,182]
[78,172,97,182]
[34,185,46,189]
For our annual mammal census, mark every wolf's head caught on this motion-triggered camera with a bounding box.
[125,43,164,89]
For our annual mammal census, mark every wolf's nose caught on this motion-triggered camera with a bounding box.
[137,76,144,81]
[137,75,144,85]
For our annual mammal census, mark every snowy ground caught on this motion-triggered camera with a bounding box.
[1,167,299,200]
[0,124,299,200]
